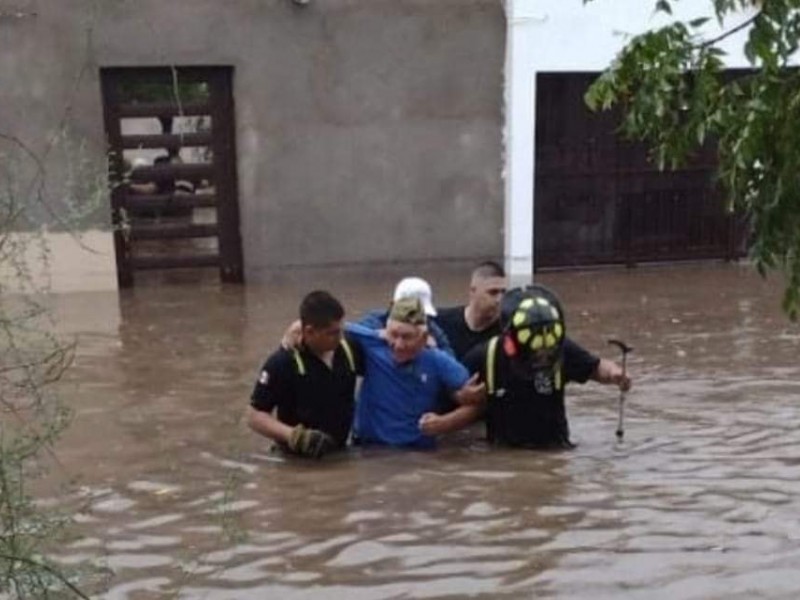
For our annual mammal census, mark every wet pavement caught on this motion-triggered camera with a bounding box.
[45,262,800,599]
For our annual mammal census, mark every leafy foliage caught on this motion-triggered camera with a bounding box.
[585,0,800,319]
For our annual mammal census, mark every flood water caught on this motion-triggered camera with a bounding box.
[45,263,800,599]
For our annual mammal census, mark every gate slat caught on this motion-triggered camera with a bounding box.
[131,254,220,270]
[129,223,218,240]
[121,132,212,149]
[122,193,217,210]
[130,163,214,184]
[117,102,210,118]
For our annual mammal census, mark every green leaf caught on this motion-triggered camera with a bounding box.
[585,0,800,320]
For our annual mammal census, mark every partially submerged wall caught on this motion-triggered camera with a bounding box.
[0,0,505,287]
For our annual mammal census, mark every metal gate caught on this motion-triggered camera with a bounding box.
[534,72,747,270]
[101,66,243,287]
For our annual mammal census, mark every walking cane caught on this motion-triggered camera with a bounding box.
[607,339,632,442]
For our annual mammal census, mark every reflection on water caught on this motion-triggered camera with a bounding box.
[47,263,800,599]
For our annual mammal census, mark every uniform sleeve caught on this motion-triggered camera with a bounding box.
[562,337,600,384]
[462,343,488,382]
[250,351,293,413]
[429,320,455,356]
[434,307,459,336]
[431,350,469,391]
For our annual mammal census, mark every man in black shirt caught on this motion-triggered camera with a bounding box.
[248,291,361,458]
[437,261,507,360]
[462,285,631,449]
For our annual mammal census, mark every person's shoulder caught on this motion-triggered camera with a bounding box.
[356,309,387,330]
[435,306,465,323]
[340,332,365,362]
[563,336,595,359]
[564,337,600,363]
[462,337,494,369]
[263,346,296,371]
[345,322,382,339]
[344,322,385,353]
[424,346,460,365]
[421,348,468,382]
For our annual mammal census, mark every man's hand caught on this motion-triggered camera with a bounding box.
[281,320,303,350]
[595,358,632,392]
[287,424,336,458]
[418,412,447,436]
[452,373,487,406]
[613,370,632,392]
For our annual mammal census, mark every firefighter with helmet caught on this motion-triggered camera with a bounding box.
[461,285,631,449]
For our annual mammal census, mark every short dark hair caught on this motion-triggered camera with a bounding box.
[299,290,345,329]
[472,260,505,280]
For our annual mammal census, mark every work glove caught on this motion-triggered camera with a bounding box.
[287,424,336,459]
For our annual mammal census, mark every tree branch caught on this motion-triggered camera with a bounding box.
[697,11,761,49]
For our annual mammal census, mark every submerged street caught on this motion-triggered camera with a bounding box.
[47,263,800,599]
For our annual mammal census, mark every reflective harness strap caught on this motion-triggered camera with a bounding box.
[485,335,563,392]
[340,339,356,373]
[555,359,562,391]
[291,350,307,376]
[292,340,356,376]
[486,336,499,396]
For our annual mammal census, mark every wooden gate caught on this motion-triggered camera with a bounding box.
[101,66,243,287]
[534,72,747,270]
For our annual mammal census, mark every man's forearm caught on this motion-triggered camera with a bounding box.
[248,407,293,443]
[451,373,486,406]
[436,404,482,433]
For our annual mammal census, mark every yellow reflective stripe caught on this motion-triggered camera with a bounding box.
[486,336,499,396]
[292,350,306,376]
[554,360,562,391]
[340,339,356,373]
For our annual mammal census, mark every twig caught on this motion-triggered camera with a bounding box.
[697,11,761,49]
[0,552,90,599]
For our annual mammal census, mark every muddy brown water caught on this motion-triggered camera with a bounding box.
[44,263,800,599]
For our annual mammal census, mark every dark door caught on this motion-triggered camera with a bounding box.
[534,72,746,270]
[101,66,243,287]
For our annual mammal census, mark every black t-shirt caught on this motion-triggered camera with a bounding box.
[250,337,362,447]
[436,306,502,360]
[463,336,599,448]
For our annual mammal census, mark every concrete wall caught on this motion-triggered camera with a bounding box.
[0,0,505,286]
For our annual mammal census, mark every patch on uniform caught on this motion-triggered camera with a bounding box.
[258,370,269,385]
[534,371,554,395]
[420,373,428,383]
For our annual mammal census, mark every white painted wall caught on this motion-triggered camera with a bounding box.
[503,0,759,284]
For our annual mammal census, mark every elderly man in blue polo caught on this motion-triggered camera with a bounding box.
[347,296,483,448]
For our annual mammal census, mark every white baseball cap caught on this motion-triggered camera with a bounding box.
[393,277,437,317]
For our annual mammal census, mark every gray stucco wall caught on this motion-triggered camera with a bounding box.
[0,0,505,280]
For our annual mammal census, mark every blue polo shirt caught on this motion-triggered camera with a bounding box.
[346,323,469,448]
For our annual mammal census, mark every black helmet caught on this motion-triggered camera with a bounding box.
[501,285,565,361]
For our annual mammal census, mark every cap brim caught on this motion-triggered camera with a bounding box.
[423,301,437,317]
